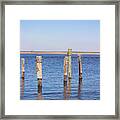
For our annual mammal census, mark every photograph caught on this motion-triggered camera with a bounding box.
[20,20,100,100]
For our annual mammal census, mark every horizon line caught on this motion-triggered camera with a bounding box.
[20,50,100,52]
[20,51,100,55]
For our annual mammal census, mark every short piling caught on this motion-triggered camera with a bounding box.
[67,48,72,79]
[21,58,25,79]
[64,56,68,82]
[78,55,82,81]
[63,56,67,99]
[36,56,42,93]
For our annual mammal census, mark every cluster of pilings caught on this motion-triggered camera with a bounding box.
[63,49,82,99]
[21,48,83,97]
[64,48,82,83]
[21,56,43,95]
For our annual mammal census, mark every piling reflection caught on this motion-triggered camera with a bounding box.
[67,78,71,98]
[21,77,24,96]
[64,81,67,99]
[37,87,43,100]
[79,77,82,82]
[78,79,82,99]
[63,78,71,100]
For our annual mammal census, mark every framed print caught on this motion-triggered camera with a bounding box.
[0,0,119,119]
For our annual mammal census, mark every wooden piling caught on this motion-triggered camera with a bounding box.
[67,48,72,79]
[64,56,68,82]
[78,55,82,81]
[21,58,25,79]
[36,56,42,93]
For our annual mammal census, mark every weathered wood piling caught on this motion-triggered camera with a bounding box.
[78,55,82,81]
[21,58,25,79]
[21,58,25,96]
[67,48,72,79]
[36,56,42,93]
[63,49,72,98]
[64,56,68,82]
[63,56,68,99]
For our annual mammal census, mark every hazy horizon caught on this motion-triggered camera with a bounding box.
[20,20,100,52]
[20,50,100,52]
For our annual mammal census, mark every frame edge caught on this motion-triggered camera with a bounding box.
[1,0,119,119]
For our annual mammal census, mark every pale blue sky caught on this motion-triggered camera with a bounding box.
[20,20,100,52]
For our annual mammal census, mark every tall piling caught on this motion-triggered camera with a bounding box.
[67,48,72,79]
[21,58,25,79]
[36,56,42,93]
[78,55,82,81]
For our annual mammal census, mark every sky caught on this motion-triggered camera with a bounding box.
[20,20,100,52]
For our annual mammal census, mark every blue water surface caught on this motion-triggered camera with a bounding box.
[20,54,100,100]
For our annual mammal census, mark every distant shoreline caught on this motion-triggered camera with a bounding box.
[20,51,100,55]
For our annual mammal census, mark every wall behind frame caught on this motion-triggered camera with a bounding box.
[0,0,119,120]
